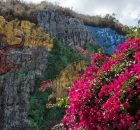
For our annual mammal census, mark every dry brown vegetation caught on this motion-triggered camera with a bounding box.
[0,0,125,34]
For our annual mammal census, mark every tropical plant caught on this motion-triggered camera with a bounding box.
[62,38,140,130]
[39,59,89,97]
[29,37,100,129]
[28,40,87,129]
[124,20,140,38]
[39,43,101,109]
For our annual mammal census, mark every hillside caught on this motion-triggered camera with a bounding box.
[0,0,125,34]
[0,1,139,130]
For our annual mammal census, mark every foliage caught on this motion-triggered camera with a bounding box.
[39,43,101,109]
[62,38,140,130]
[124,20,140,38]
[40,39,87,81]
[53,59,89,98]
[0,0,37,23]
[28,76,65,130]
[28,87,52,130]
[29,39,100,129]
[47,97,69,109]
[0,0,125,34]
[83,43,102,54]
[39,59,89,110]
[28,39,87,129]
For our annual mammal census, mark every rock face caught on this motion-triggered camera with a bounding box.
[37,10,95,48]
[37,10,125,55]
[0,17,52,130]
[0,9,125,130]
[86,25,125,55]
[0,16,53,50]
[0,47,49,130]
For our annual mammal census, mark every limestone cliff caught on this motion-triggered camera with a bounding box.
[37,10,95,48]
[86,26,125,55]
[0,17,52,130]
[36,10,125,55]
[0,16,53,50]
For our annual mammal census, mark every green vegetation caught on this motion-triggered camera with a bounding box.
[28,39,87,130]
[28,39,100,129]
[41,39,85,80]
[124,20,140,38]
[83,43,100,54]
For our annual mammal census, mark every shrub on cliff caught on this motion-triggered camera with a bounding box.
[62,38,140,130]
[124,20,140,38]
[29,40,84,130]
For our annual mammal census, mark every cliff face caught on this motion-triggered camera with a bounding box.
[0,9,126,129]
[37,10,95,48]
[0,17,52,130]
[0,16,53,50]
[86,26,125,55]
[37,10,125,55]
[0,47,49,130]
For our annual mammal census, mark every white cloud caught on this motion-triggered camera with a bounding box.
[24,0,140,26]
[61,0,80,7]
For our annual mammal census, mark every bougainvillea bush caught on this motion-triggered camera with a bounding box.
[62,38,140,130]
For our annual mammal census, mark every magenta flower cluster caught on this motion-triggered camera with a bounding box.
[62,39,140,130]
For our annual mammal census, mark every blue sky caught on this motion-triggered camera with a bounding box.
[25,0,140,26]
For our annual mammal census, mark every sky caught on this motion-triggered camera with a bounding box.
[25,0,140,26]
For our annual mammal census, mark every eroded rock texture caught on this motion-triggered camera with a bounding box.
[86,25,125,55]
[0,16,53,50]
[0,47,49,130]
[0,17,52,130]
[37,10,125,55]
[37,10,95,48]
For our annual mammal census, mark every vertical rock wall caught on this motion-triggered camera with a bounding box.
[37,10,95,48]
[0,47,48,130]
[0,17,53,130]
[86,25,125,55]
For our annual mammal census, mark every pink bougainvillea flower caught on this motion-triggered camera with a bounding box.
[135,51,140,62]
[62,38,140,130]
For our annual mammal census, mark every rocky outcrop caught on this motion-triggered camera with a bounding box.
[0,16,53,50]
[0,47,49,130]
[0,17,52,130]
[37,10,95,48]
[37,10,125,55]
[86,25,125,55]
